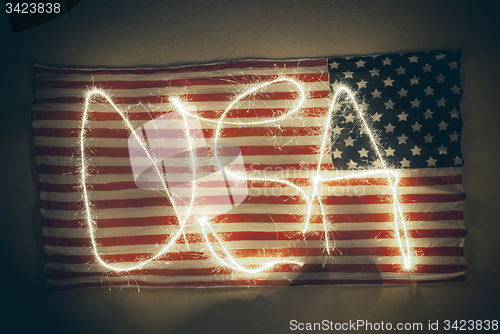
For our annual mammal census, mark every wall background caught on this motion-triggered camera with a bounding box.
[1,1,499,333]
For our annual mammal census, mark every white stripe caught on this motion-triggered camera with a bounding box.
[40,200,465,220]
[42,219,465,239]
[35,154,330,166]
[45,255,465,274]
[34,81,328,99]
[40,182,465,201]
[35,135,326,148]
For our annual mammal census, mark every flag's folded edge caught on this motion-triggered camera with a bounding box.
[33,48,462,71]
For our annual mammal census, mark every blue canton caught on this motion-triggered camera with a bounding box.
[328,50,463,169]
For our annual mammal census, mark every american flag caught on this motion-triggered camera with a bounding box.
[32,51,466,291]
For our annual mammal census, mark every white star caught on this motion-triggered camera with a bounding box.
[423,109,434,119]
[332,125,343,135]
[383,77,394,86]
[371,89,382,98]
[398,111,408,121]
[426,157,437,167]
[331,100,342,111]
[357,79,368,89]
[450,131,460,142]
[410,146,421,155]
[347,159,358,169]
[449,108,460,118]
[385,147,395,156]
[451,85,461,94]
[437,145,448,154]
[329,61,339,69]
[398,88,408,97]
[410,75,420,85]
[453,156,463,165]
[344,70,354,78]
[411,98,421,108]
[359,101,369,110]
[369,68,380,76]
[422,63,433,72]
[424,133,434,143]
[344,136,355,146]
[373,159,384,168]
[345,114,355,123]
[358,148,369,158]
[436,53,446,60]
[385,123,395,133]
[382,57,392,65]
[424,86,435,96]
[411,122,422,132]
[438,120,449,131]
[332,148,343,159]
[400,157,411,168]
[395,66,406,75]
[409,55,419,63]
[397,133,408,144]
[449,61,458,70]
[371,112,382,122]
[384,99,395,109]
[436,73,446,83]
[356,59,366,67]
[437,97,447,107]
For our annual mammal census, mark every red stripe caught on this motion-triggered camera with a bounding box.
[33,107,329,122]
[34,125,324,139]
[400,175,462,186]
[41,181,138,192]
[245,193,465,205]
[35,59,327,76]
[36,164,133,175]
[36,73,329,90]
[35,144,323,158]
[415,246,464,257]
[43,229,466,248]
[45,247,463,266]
[34,90,329,105]
[41,211,464,229]
[45,251,208,264]
[45,267,229,279]
[41,197,172,211]
[40,192,465,211]
[405,210,463,221]
[35,163,328,175]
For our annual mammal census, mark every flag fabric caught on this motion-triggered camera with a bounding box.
[32,50,466,291]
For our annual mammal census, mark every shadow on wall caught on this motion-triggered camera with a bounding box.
[169,264,387,334]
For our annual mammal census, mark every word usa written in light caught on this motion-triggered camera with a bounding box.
[79,77,414,275]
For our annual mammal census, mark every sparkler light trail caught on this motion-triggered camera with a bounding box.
[80,77,414,274]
